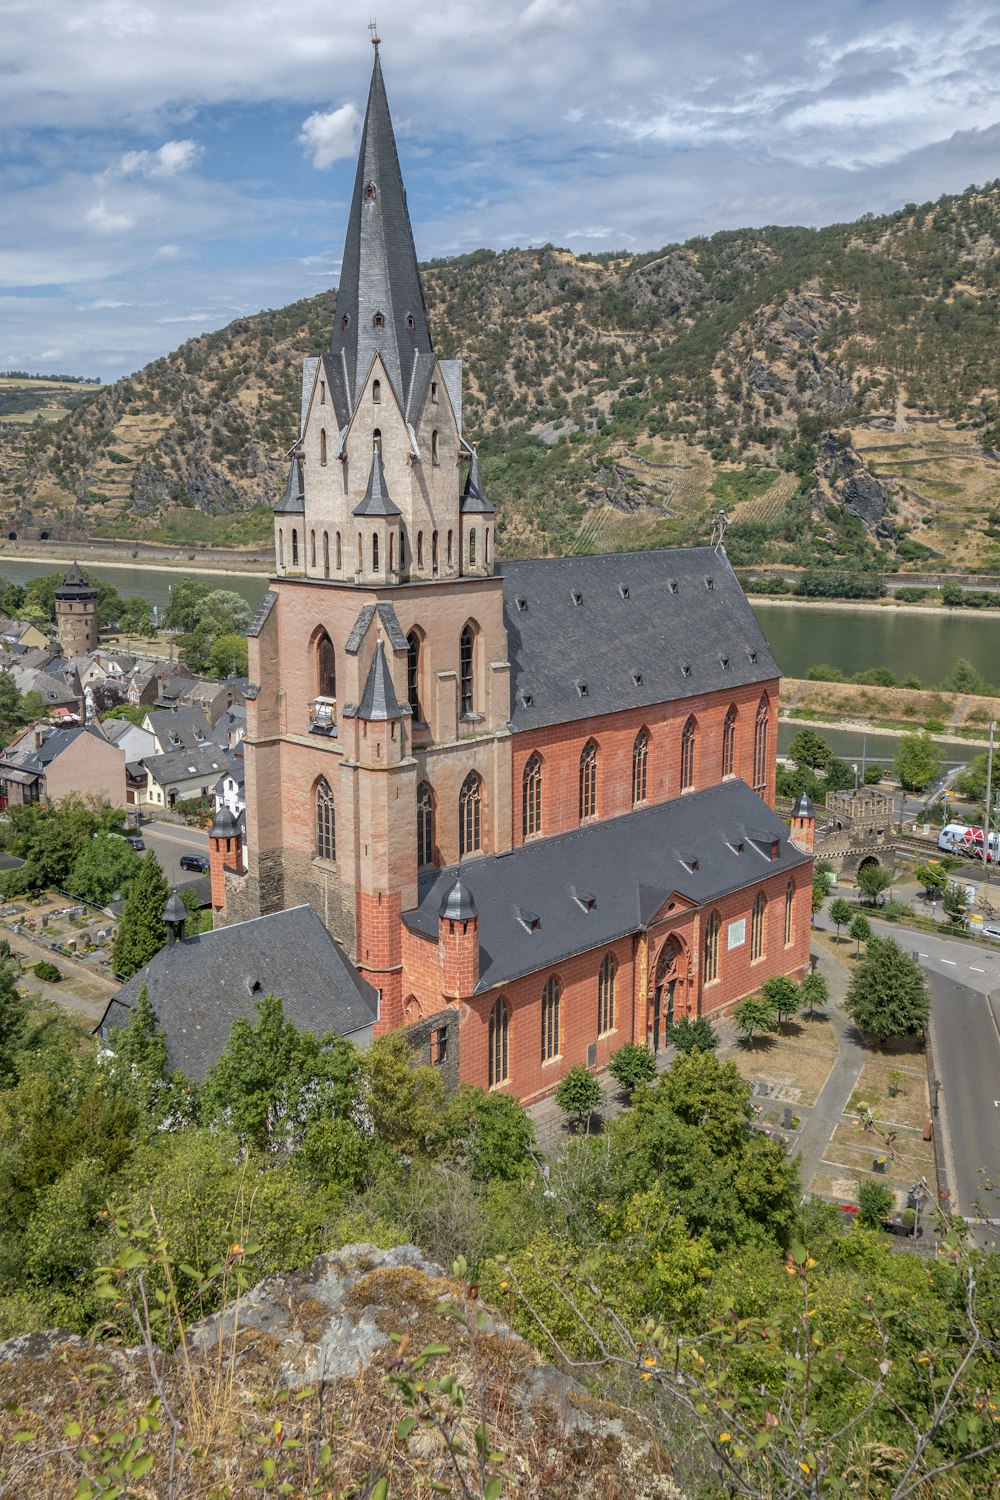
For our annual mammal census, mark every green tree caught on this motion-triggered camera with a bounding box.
[943,881,970,924]
[914,862,947,897]
[163,577,211,632]
[939,656,986,694]
[111,850,169,978]
[0,673,42,748]
[207,631,249,679]
[799,970,829,1017]
[811,869,827,919]
[849,912,872,954]
[109,986,167,1086]
[608,1041,657,1095]
[857,862,891,906]
[200,994,357,1152]
[67,834,141,905]
[732,995,776,1045]
[894,730,944,791]
[439,1085,536,1181]
[117,594,155,635]
[856,1177,894,1229]
[197,589,253,637]
[360,1032,444,1154]
[664,1015,719,1052]
[0,950,30,1088]
[787,727,832,770]
[554,1066,604,1132]
[761,974,801,1027]
[829,895,853,939]
[0,797,126,895]
[844,934,930,1041]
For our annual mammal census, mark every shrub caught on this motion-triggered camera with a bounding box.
[857,1178,895,1229]
[554,1066,604,1132]
[665,1016,719,1052]
[608,1041,657,1095]
[33,960,61,983]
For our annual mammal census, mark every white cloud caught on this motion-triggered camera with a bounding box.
[515,0,576,32]
[298,102,360,169]
[155,243,182,258]
[38,347,64,361]
[113,139,202,177]
[85,198,136,232]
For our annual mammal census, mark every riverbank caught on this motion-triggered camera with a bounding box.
[747,594,998,620]
[781,675,998,746]
[0,545,270,583]
[0,537,272,576]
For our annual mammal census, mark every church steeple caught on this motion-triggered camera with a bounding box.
[329,46,433,415]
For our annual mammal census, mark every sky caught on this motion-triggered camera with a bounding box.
[2,0,999,383]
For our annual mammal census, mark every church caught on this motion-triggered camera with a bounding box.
[210,43,815,1104]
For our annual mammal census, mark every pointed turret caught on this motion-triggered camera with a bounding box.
[460,451,494,515]
[274,456,305,515]
[329,46,433,415]
[357,639,406,721]
[353,446,401,517]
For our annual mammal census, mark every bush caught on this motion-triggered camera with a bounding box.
[665,1016,719,1052]
[554,1066,604,1132]
[857,1177,895,1229]
[32,960,61,983]
[608,1041,657,1095]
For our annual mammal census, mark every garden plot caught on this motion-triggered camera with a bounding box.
[847,1058,931,1132]
[724,1016,838,1108]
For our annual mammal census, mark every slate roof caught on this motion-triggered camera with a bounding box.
[54,562,98,600]
[344,602,407,655]
[327,48,434,421]
[403,778,809,992]
[460,452,494,515]
[248,590,278,639]
[144,706,212,753]
[97,905,379,1080]
[346,639,407,721]
[353,447,402,517]
[274,456,305,515]
[501,547,779,733]
[142,743,227,787]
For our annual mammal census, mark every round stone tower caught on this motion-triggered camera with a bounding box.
[54,562,99,657]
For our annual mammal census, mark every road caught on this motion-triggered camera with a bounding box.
[136,817,210,881]
[870,915,1000,1243]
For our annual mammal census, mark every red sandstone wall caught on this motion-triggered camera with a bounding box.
[509,678,779,847]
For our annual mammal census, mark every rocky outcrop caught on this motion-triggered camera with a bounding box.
[820,432,895,537]
[0,1243,684,1499]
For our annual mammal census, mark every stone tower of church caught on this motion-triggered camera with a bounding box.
[54,562,99,657]
[229,41,511,1030]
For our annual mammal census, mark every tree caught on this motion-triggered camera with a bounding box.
[0,796,127,895]
[894,730,944,792]
[67,834,141,906]
[943,882,970,924]
[164,577,211,632]
[857,862,891,906]
[360,1032,444,1154]
[955,751,989,805]
[664,1015,719,1052]
[117,594,155,635]
[849,913,871,954]
[554,1066,604,1132]
[844,933,930,1041]
[111,850,169,978]
[110,986,167,1086]
[823,755,856,793]
[197,589,253,637]
[856,1177,895,1229]
[0,673,41,748]
[787,727,832,770]
[439,1085,536,1181]
[761,974,801,1027]
[799,970,829,1017]
[0,950,30,1088]
[200,994,357,1151]
[915,862,947,898]
[207,632,249,679]
[811,870,827,919]
[829,896,853,939]
[732,995,776,1045]
[608,1041,657,1095]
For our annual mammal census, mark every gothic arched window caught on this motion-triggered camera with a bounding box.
[319,429,327,465]
[432,530,439,575]
[417,531,424,568]
[522,753,542,839]
[431,429,439,465]
[406,631,422,721]
[785,880,795,946]
[316,631,336,699]
[489,997,509,1086]
[323,531,330,578]
[417,782,435,867]
[753,695,770,794]
[310,529,316,568]
[751,892,766,962]
[336,532,342,571]
[372,378,381,404]
[315,778,335,861]
[681,716,697,791]
[723,705,737,778]
[579,740,598,822]
[704,911,720,985]
[469,528,477,566]
[632,729,649,806]
[459,624,475,717]
[372,533,379,571]
[598,953,616,1035]
[459,772,483,857]
[291,529,299,567]
[541,976,562,1063]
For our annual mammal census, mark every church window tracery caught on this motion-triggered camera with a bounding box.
[315,778,335,861]
[723,705,737,778]
[459,772,482,857]
[373,378,381,403]
[632,729,649,805]
[579,740,598,822]
[785,881,795,946]
[704,911,720,984]
[541,976,561,1063]
[417,781,435,866]
[459,624,475,716]
[522,753,542,839]
[407,631,422,721]
[751,892,766,961]
[598,953,616,1035]
[681,716,697,791]
[753,695,769,794]
[489,997,509,1085]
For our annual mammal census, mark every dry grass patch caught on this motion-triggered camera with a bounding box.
[847,1059,930,1131]
[725,1032,837,1109]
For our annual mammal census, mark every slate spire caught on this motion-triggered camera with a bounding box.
[357,638,406,721]
[330,47,433,412]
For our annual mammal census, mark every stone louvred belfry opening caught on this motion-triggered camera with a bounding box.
[228,38,814,1105]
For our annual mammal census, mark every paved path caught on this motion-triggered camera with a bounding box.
[791,934,868,1188]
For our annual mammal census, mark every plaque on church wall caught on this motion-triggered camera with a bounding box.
[727,918,746,950]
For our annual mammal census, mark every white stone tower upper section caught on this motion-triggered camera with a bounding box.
[273,42,494,587]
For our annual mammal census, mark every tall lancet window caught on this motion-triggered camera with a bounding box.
[754,695,770,794]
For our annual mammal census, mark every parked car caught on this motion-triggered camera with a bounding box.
[179,854,209,873]
[125,835,145,851]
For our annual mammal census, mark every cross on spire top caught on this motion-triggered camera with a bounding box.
[369,17,380,49]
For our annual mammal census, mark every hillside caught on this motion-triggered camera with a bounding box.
[3,182,999,562]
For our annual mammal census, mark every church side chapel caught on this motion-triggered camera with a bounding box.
[215,40,815,1104]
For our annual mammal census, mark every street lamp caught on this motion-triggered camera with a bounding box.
[853,763,859,792]
[933,1078,941,1116]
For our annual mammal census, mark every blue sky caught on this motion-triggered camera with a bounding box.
[2,0,999,382]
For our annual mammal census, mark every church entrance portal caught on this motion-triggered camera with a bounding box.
[650,936,684,1051]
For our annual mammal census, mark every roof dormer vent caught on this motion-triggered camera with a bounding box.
[576,681,589,697]
[570,885,596,911]
[515,905,540,933]
[669,579,678,594]
[515,596,528,612]
[719,656,729,670]
[681,664,691,678]
[619,584,630,599]
[705,576,714,590]
[571,590,583,606]
[632,671,643,687]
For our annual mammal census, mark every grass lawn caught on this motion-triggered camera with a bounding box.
[723,1016,839,1107]
[847,1058,930,1131]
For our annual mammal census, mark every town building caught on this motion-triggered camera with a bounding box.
[0,722,125,809]
[54,562,99,657]
[211,44,815,1104]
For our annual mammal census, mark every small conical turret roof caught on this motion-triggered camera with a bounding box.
[353,446,401,517]
[439,875,476,922]
[461,451,494,515]
[55,561,98,600]
[163,886,188,925]
[329,45,433,414]
[209,804,240,839]
[274,456,305,514]
[357,638,405,720]
[792,790,816,819]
